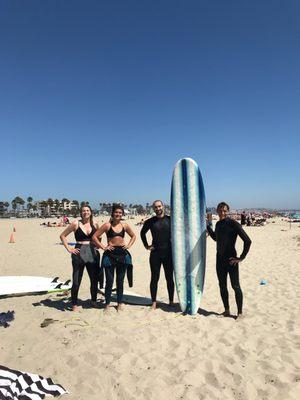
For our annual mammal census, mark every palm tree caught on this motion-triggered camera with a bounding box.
[27,196,33,214]
[12,196,25,214]
[72,200,79,208]
[0,201,9,216]
[46,198,54,216]
[11,199,17,214]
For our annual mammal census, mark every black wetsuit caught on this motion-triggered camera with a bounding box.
[207,218,251,314]
[72,224,100,306]
[140,215,174,303]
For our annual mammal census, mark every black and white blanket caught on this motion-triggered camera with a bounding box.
[0,365,68,399]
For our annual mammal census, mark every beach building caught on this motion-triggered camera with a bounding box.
[62,200,78,211]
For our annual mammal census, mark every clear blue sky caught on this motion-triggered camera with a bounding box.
[1,0,299,209]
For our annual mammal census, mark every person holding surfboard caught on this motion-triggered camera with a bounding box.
[140,200,175,310]
[207,202,251,320]
[60,204,101,312]
[92,204,136,312]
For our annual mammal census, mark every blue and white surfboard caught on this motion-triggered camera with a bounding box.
[171,158,206,315]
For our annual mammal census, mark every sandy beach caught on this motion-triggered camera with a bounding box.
[0,217,299,399]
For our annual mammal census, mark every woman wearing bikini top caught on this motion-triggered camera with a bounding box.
[92,203,136,311]
[60,204,100,311]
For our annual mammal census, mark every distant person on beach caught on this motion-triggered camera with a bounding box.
[140,200,175,310]
[92,204,136,312]
[63,216,70,224]
[60,205,100,312]
[207,202,252,320]
[246,214,251,226]
[241,211,246,226]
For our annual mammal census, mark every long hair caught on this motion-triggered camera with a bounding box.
[80,204,94,228]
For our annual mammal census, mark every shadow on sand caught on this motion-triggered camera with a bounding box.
[32,297,105,312]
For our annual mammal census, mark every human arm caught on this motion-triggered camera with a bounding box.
[140,219,154,250]
[123,223,136,249]
[229,222,252,265]
[60,221,80,254]
[206,214,216,241]
[92,223,111,251]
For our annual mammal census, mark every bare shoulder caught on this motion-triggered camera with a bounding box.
[100,222,111,231]
[70,220,79,230]
[123,222,133,231]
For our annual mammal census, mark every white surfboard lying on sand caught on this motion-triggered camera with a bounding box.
[99,289,152,306]
[0,276,72,298]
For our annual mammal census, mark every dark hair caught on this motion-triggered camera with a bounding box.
[217,202,230,211]
[152,200,164,208]
[80,204,94,227]
[111,203,124,217]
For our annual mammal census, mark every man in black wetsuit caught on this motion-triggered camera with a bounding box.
[140,200,174,310]
[207,202,251,320]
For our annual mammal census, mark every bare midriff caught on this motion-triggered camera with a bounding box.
[108,236,125,247]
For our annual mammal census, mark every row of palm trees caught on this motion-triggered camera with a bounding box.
[1,197,170,217]
[0,197,89,217]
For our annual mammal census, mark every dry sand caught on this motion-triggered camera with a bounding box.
[0,217,299,399]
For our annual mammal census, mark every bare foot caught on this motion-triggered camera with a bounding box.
[218,309,230,318]
[236,313,245,321]
[104,305,110,314]
[117,303,124,312]
[72,305,79,312]
[151,302,157,310]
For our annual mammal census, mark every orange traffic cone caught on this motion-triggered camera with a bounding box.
[9,233,15,243]
[13,227,16,232]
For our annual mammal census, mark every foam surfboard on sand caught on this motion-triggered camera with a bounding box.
[99,289,152,306]
[171,157,206,315]
[0,276,71,298]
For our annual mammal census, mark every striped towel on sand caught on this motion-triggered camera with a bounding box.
[0,365,68,399]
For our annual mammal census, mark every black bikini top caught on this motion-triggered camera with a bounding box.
[106,224,125,239]
[75,223,96,242]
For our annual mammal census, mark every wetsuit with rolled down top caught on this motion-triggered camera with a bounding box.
[101,225,133,305]
[207,217,251,315]
[71,223,100,306]
[92,205,136,311]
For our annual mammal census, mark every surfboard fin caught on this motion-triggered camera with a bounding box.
[54,283,63,289]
